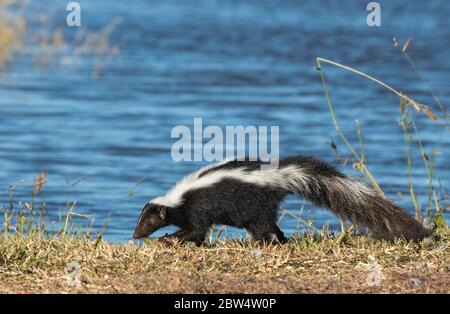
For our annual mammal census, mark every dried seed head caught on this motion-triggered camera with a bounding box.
[32,171,48,196]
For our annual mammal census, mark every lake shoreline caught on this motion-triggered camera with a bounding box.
[1,233,448,293]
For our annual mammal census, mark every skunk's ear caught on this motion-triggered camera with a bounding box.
[158,206,167,220]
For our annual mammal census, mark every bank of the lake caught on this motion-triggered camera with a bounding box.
[1,233,448,293]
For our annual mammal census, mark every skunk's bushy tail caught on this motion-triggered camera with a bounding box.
[279,157,432,241]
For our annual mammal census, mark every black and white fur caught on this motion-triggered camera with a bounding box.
[133,156,432,244]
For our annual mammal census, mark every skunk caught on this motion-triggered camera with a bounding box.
[133,156,432,244]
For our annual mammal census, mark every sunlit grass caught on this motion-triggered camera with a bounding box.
[0,231,448,293]
[316,42,448,227]
[0,173,449,293]
[0,0,123,76]
[0,0,26,66]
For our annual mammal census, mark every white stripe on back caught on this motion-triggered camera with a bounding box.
[150,160,375,208]
[150,161,311,208]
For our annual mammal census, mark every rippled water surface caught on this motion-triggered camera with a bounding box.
[0,0,448,241]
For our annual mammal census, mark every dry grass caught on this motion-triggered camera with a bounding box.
[0,232,448,294]
[2,174,448,294]
[0,0,26,66]
[0,0,123,75]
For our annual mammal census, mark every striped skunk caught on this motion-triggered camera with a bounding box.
[133,156,432,244]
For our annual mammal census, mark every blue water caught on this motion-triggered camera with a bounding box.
[0,0,448,242]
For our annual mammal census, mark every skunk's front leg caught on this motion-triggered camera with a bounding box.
[157,228,206,246]
[180,229,207,246]
[157,229,190,244]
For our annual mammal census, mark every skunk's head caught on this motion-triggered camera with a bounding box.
[133,202,168,239]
